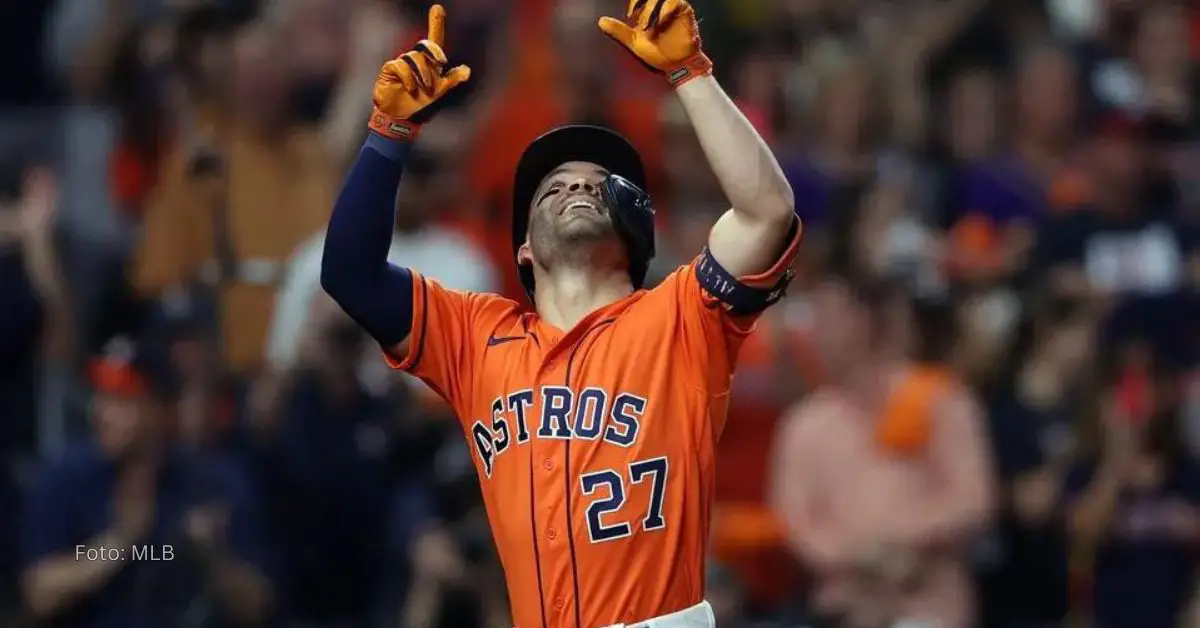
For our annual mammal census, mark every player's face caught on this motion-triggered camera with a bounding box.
[525,161,620,266]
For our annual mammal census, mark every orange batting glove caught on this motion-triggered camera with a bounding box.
[598,0,713,88]
[368,4,471,142]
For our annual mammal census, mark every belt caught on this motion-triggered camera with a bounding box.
[602,600,716,628]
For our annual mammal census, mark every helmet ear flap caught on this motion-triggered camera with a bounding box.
[601,175,656,288]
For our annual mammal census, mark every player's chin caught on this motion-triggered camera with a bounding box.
[557,213,614,240]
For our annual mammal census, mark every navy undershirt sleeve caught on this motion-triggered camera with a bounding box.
[320,133,415,347]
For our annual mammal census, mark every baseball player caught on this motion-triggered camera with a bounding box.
[320,2,799,626]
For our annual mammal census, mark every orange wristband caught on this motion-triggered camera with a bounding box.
[665,52,713,87]
[368,108,420,142]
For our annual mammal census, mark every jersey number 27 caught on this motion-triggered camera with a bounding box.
[578,456,668,543]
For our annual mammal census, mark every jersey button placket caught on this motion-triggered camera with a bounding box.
[546,527,557,541]
[542,458,554,471]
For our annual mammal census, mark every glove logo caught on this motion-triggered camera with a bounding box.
[667,67,690,83]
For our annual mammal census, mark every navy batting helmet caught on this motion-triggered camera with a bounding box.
[511,125,656,304]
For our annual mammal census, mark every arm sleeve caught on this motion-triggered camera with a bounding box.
[320,135,415,347]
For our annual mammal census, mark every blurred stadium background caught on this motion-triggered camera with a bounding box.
[1,0,1199,626]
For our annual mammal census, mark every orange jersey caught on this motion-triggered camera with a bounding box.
[386,232,800,628]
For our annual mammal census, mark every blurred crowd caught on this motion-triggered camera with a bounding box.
[0,0,1198,626]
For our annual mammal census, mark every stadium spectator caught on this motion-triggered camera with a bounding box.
[131,3,392,377]
[772,275,994,628]
[0,168,70,457]
[784,46,882,231]
[0,166,68,624]
[394,384,509,628]
[247,292,424,626]
[1066,368,1200,628]
[976,301,1097,628]
[951,43,1086,290]
[935,65,1005,279]
[19,337,274,626]
[47,0,180,357]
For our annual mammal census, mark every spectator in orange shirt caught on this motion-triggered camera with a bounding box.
[133,2,400,376]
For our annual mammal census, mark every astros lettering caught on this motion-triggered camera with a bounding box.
[471,387,647,477]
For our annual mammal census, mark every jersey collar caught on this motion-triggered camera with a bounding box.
[529,289,648,360]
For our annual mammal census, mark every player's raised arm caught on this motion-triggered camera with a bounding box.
[320,5,470,351]
[599,0,797,280]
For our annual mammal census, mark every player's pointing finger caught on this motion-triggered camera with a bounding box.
[427,4,446,47]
